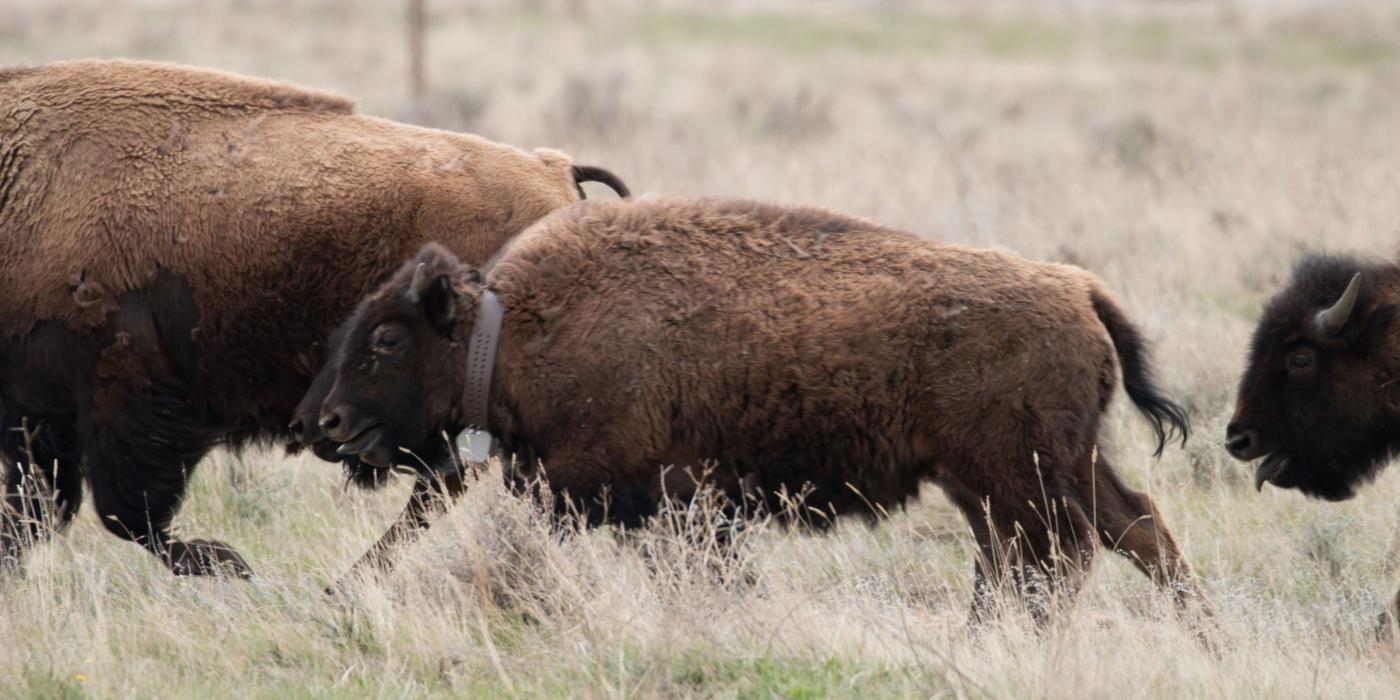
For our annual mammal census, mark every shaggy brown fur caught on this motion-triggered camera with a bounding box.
[315,197,1209,617]
[0,60,626,577]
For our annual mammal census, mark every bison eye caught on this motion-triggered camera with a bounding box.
[1288,349,1314,371]
[371,324,407,354]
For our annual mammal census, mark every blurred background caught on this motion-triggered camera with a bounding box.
[5,2,1400,694]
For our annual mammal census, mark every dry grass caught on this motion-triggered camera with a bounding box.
[5,0,1400,696]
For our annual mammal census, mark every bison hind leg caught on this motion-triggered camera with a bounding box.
[1087,455,1212,616]
[1,415,84,568]
[943,471,1098,627]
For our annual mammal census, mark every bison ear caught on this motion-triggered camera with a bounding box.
[1357,303,1398,352]
[418,273,458,333]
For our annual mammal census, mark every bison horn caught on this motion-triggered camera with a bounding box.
[407,262,430,304]
[1315,272,1362,336]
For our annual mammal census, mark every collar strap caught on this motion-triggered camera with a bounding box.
[463,290,503,432]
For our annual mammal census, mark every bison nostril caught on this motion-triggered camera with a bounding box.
[319,411,342,433]
[1225,430,1255,459]
[288,418,304,440]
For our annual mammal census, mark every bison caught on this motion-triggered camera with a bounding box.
[0,60,627,577]
[310,197,1209,617]
[1225,255,1400,624]
[1225,256,1399,499]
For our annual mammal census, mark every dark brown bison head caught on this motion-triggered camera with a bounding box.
[1226,255,1400,500]
[313,243,479,475]
[288,323,395,489]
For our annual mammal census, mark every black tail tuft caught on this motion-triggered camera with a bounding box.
[572,165,631,199]
[1091,290,1189,457]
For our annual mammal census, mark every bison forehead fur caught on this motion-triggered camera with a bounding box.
[321,197,1207,613]
[0,59,604,574]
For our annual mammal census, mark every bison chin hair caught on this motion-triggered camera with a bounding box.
[285,437,398,490]
[1280,425,1400,502]
[343,457,397,490]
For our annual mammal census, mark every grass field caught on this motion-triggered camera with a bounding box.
[5,0,1400,696]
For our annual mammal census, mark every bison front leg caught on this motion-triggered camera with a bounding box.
[83,377,250,578]
[330,467,467,592]
[1,416,84,568]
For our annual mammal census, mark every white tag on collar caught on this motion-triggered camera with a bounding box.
[455,428,494,464]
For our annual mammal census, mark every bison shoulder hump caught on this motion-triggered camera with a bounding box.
[13,60,355,115]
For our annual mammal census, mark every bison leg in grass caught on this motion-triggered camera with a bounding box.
[942,454,1097,624]
[944,447,1207,624]
[0,417,84,564]
[1086,460,1208,611]
[83,376,250,578]
[329,468,468,591]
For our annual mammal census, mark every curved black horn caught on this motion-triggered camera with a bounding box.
[1316,272,1362,335]
[407,262,429,304]
[572,165,631,199]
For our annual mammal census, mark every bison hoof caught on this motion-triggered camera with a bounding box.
[323,578,350,598]
[1378,609,1397,643]
[167,539,253,579]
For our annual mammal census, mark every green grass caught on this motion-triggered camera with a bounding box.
[668,654,929,699]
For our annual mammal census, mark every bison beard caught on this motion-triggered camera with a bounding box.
[1250,424,1399,502]
[309,198,1212,620]
[0,60,627,578]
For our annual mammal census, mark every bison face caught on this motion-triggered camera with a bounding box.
[1226,256,1400,501]
[289,323,395,489]
[316,244,479,475]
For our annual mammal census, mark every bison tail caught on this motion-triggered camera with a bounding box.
[1090,289,1189,457]
[571,165,631,199]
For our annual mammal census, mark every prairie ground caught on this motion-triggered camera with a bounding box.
[4,0,1400,697]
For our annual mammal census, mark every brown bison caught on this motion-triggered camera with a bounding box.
[311,197,1208,616]
[0,60,627,577]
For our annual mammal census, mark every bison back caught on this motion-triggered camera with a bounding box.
[489,198,1122,521]
[0,59,580,439]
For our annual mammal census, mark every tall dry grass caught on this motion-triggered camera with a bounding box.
[4,0,1400,696]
